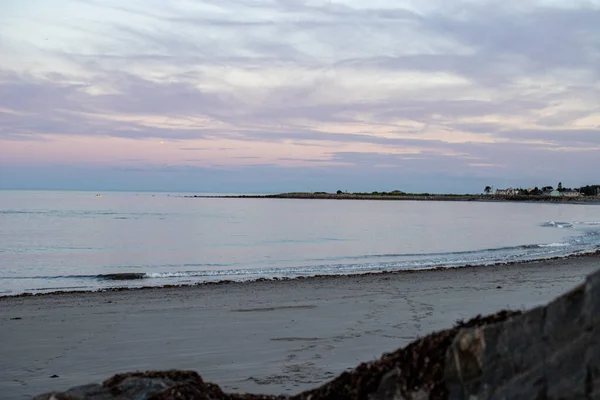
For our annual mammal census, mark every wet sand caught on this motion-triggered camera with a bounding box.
[1,255,599,399]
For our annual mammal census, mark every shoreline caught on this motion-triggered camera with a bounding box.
[182,192,600,204]
[2,254,598,399]
[3,250,600,300]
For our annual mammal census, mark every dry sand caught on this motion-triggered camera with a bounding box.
[1,255,599,399]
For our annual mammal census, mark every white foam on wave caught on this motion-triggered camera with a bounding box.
[146,271,205,278]
[140,247,565,281]
[542,221,574,228]
[538,242,571,248]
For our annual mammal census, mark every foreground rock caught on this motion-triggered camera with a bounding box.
[34,268,600,400]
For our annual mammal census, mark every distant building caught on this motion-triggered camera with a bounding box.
[550,190,561,197]
[495,187,520,196]
[561,190,582,198]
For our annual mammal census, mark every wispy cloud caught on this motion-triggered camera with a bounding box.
[1,0,599,191]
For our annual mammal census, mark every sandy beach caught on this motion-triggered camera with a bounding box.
[1,255,599,399]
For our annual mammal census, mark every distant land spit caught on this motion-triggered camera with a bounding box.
[183,191,600,203]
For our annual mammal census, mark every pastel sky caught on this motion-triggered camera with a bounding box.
[1,0,599,193]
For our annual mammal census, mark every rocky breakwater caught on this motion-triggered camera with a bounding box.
[34,268,600,400]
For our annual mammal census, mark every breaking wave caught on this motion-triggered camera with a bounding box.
[97,273,147,281]
[5,235,599,284]
[541,221,574,228]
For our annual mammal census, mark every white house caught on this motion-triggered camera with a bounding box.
[561,190,582,198]
[495,187,520,196]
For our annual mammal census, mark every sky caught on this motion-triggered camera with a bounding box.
[1,0,599,193]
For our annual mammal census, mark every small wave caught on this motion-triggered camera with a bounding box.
[97,273,147,281]
[262,237,348,245]
[30,286,93,291]
[541,221,573,228]
[0,210,29,215]
[2,234,597,286]
[538,243,571,248]
[0,210,167,218]
[146,272,196,278]
[0,210,116,216]
[302,243,563,263]
[181,263,232,268]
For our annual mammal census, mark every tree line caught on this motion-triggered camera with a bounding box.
[484,183,600,196]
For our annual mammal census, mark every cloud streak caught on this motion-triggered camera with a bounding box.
[1,0,599,191]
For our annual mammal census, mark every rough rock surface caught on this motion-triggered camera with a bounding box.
[34,268,600,400]
[445,267,600,400]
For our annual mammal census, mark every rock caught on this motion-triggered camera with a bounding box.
[446,271,600,400]
[33,371,278,400]
[34,268,600,400]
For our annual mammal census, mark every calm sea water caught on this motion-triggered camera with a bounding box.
[1,190,599,295]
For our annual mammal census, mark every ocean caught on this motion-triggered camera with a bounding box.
[1,190,599,295]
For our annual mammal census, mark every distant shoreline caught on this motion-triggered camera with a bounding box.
[182,192,600,204]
